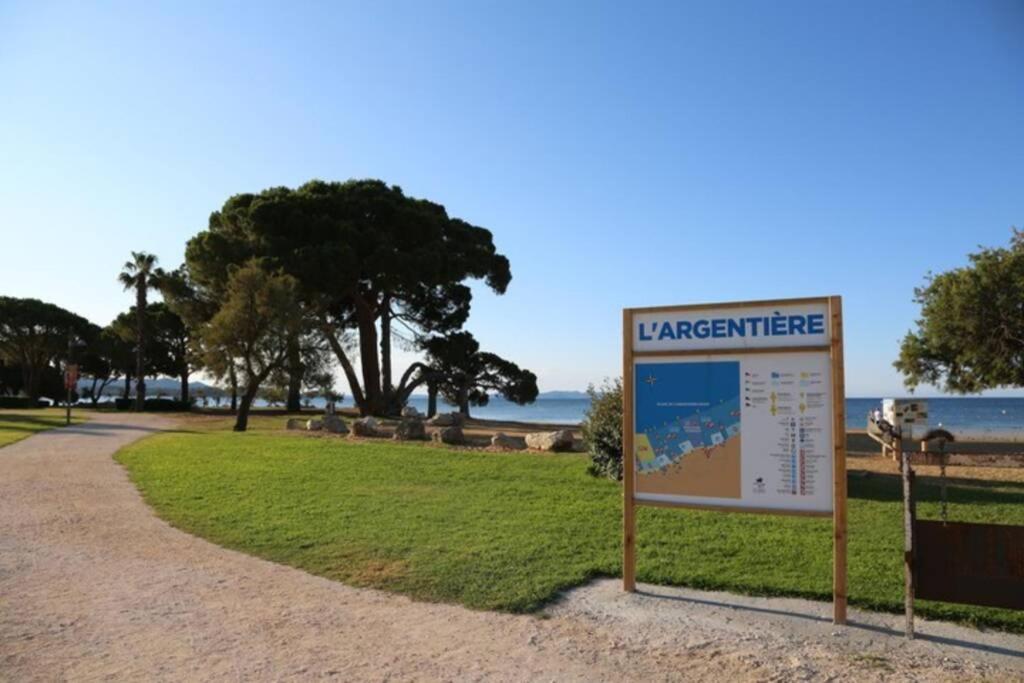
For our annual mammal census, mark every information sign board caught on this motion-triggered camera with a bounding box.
[622,297,847,624]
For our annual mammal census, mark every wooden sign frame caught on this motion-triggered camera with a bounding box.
[622,296,847,625]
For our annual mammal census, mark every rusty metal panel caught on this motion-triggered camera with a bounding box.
[914,520,1024,610]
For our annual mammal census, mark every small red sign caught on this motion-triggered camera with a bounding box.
[65,364,79,390]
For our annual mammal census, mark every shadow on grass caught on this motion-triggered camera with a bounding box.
[0,414,69,429]
[849,471,1024,506]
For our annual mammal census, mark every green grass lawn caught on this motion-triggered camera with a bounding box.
[0,408,85,447]
[116,417,1024,632]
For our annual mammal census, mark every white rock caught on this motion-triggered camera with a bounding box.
[431,426,464,445]
[351,417,380,437]
[524,430,574,452]
[491,432,522,450]
[394,418,426,440]
[427,412,466,427]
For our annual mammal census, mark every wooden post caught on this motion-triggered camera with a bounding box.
[622,308,636,592]
[829,296,848,625]
[900,435,915,639]
[65,334,73,426]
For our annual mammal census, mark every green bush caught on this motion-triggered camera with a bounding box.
[114,398,192,411]
[581,378,623,480]
[0,396,44,409]
[143,398,191,412]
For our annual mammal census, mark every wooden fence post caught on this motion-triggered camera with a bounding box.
[830,296,847,625]
[622,308,636,592]
[901,435,915,639]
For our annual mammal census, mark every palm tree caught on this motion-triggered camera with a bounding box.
[118,252,162,412]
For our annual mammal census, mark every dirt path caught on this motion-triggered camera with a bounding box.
[2,412,1022,681]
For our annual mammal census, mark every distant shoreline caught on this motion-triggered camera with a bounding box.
[181,406,1024,456]
[74,393,1024,446]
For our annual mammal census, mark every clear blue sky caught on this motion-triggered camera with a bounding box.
[2,1,1022,397]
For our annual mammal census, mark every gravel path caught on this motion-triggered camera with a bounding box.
[2,412,1022,681]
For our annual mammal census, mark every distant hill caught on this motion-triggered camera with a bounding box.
[405,390,589,400]
[537,390,588,400]
[78,377,223,397]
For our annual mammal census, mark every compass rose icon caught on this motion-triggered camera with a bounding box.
[644,374,657,387]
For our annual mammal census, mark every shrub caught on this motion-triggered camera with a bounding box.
[581,378,623,480]
[143,398,191,412]
[0,396,44,409]
[114,398,192,411]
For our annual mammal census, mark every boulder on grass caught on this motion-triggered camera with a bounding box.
[394,418,426,441]
[432,425,464,445]
[490,432,522,450]
[322,415,349,434]
[306,419,324,431]
[401,406,422,419]
[427,412,455,426]
[351,417,380,437]
[525,430,574,452]
[427,412,466,427]
[286,418,305,430]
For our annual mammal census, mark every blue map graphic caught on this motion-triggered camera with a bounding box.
[634,360,741,472]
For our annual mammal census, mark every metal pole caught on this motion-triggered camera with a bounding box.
[66,333,72,425]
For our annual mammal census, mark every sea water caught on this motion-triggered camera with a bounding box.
[306,396,1024,437]
[845,397,1024,440]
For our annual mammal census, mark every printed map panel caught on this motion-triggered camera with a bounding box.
[634,361,741,499]
[633,353,834,513]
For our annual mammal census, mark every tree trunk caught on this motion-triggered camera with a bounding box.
[94,377,113,406]
[233,384,260,432]
[380,296,392,399]
[229,364,238,413]
[285,333,302,412]
[123,372,131,399]
[354,296,383,416]
[427,382,438,418]
[320,318,366,411]
[395,363,431,408]
[180,371,190,405]
[286,374,302,412]
[21,363,38,401]
[134,284,146,412]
